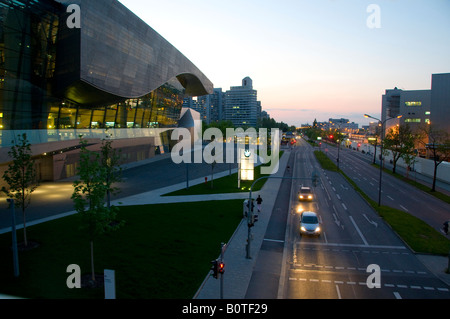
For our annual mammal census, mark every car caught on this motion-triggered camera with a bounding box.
[298,186,313,201]
[299,211,321,237]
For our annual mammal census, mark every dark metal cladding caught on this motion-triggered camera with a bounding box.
[55,0,213,105]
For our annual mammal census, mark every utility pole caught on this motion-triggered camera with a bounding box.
[220,242,227,299]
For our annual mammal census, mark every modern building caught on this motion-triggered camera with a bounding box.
[183,88,224,124]
[0,0,213,183]
[430,73,450,134]
[381,87,431,133]
[224,77,260,127]
[380,73,449,154]
[381,73,450,134]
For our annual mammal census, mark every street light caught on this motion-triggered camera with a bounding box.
[364,114,402,206]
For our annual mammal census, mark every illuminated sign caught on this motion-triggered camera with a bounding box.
[240,148,254,181]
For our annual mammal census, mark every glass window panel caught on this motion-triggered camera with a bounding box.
[58,106,77,129]
[77,108,92,129]
[105,105,118,128]
[91,107,106,129]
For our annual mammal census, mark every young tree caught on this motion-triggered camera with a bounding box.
[72,136,122,282]
[100,134,123,208]
[419,125,450,192]
[383,124,416,174]
[2,133,39,247]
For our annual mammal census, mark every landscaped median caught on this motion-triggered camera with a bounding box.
[0,200,243,299]
[314,150,450,256]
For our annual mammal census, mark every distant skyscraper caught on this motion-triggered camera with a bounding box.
[224,77,259,127]
[183,88,224,124]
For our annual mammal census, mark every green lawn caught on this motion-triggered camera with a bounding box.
[0,200,243,299]
[164,151,284,196]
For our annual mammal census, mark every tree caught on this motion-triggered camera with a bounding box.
[368,125,381,164]
[2,133,39,247]
[72,136,122,282]
[100,134,123,208]
[383,124,417,174]
[419,125,450,192]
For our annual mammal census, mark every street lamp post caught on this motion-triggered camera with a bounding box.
[364,114,402,206]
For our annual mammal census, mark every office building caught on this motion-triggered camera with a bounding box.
[224,77,259,127]
[382,88,431,133]
[382,73,450,134]
[430,73,450,134]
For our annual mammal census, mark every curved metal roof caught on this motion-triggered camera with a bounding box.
[55,0,213,105]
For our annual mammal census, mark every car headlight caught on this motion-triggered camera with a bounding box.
[308,195,313,199]
[300,226,306,232]
[299,195,304,199]
[315,227,321,232]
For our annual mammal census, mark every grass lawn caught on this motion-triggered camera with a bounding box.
[164,151,284,196]
[314,151,450,255]
[0,200,243,299]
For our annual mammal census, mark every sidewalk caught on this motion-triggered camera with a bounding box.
[194,150,291,299]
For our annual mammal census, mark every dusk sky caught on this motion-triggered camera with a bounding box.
[119,0,450,127]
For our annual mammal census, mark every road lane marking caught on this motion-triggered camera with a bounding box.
[349,216,369,246]
[297,242,406,250]
[336,285,342,299]
[263,238,285,243]
[400,205,409,212]
[393,292,402,299]
[288,278,449,293]
[363,214,378,227]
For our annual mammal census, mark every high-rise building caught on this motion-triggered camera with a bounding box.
[183,88,224,124]
[224,77,259,127]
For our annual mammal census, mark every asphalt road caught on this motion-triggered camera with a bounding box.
[249,139,450,299]
[0,153,238,229]
[323,144,450,233]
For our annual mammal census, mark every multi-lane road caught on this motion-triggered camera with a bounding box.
[323,142,450,233]
[247,138,450,299]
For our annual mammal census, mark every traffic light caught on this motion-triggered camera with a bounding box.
[218,261,225,274]
[210,260,218,279]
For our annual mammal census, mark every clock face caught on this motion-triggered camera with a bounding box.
[244,150,251,157]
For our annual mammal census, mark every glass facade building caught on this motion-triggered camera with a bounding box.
[0,0,212,181]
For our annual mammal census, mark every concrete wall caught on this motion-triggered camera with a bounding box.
[356,142,450,183]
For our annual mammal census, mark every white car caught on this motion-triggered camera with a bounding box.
[300,211,321,237]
